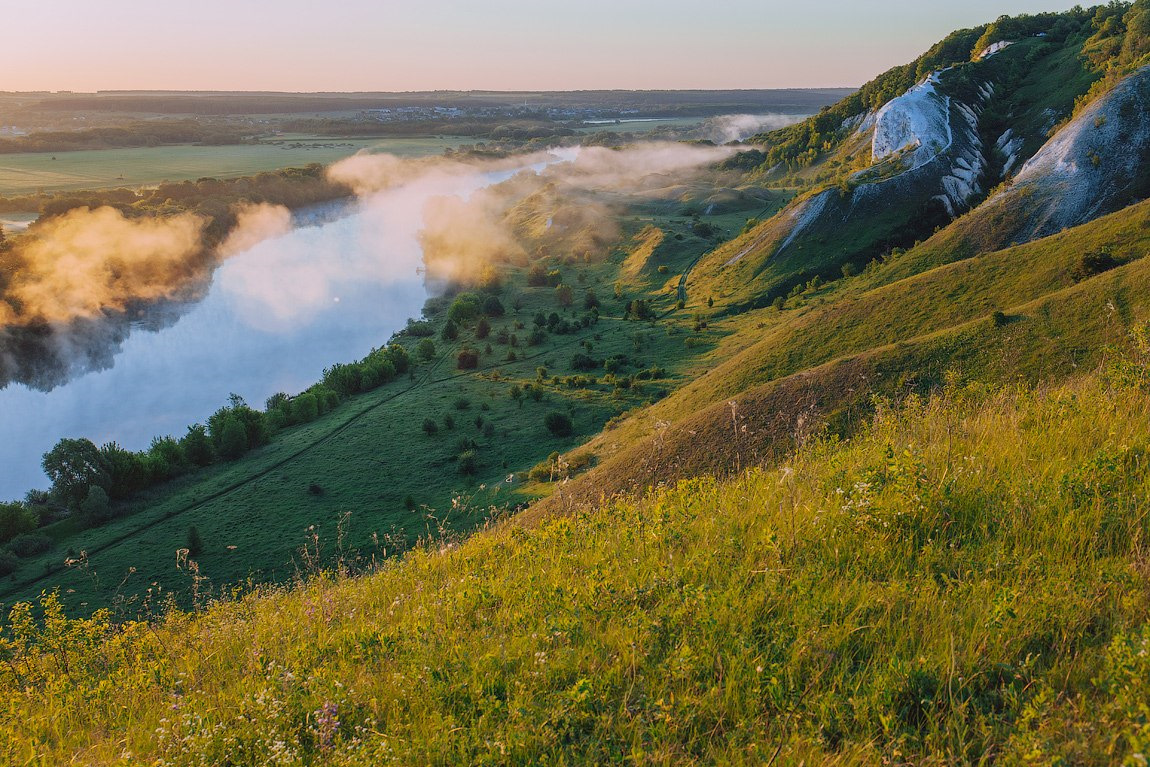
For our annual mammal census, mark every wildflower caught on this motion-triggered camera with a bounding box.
[313,701,340,750]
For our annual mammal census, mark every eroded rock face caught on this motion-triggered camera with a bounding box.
[872,73,953,168]
[983,65,1150,243]
[769,69,991,263]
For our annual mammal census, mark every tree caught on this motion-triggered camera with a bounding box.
[265,392,290,411]
[146,436,187,482]
[476,317,491,339]
[442,319,459,341]
[0,503,37,545]
[544,412,574,437]
[42,438,109,510]
[527,264,549,287]
[447,293,480,324]
[509,384,524,408]
[482,295,505,317]
[417,338,437,360]
[422,418,439,436]
[79,485,112,525]
[100,442,150,498]
[181,425,215,467]
[387,344,411,374]
[555,283,574,308]
[218,417,248,461]
[458,450,478,476]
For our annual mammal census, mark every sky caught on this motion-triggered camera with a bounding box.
[3,0,1087,92]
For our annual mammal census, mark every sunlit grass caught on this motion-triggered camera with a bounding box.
[4,363,1149,764]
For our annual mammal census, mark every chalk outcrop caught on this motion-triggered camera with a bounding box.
[967,65,1150,247]
[764,69,991,265]
[871,73,953,169]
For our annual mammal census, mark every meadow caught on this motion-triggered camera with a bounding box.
[0,135,465,196]
[0,197,778,613]
[3,360,1149,763]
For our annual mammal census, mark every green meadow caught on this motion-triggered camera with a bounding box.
[0,135,465,196]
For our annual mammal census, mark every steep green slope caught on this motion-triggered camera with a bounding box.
[5,364,1150,764]
[695,3,1149,310]
[531,200,1150,511]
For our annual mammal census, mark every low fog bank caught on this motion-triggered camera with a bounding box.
[696,113,807,144]
[0,139,737,497]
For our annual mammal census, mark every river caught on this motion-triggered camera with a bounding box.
[0,156,557,500]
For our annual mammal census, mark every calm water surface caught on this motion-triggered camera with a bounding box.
[0,160,551,499]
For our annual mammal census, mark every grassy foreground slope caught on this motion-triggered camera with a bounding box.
[3,359,1150,764]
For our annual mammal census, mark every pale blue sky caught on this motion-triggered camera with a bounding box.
[3,0,1085,92]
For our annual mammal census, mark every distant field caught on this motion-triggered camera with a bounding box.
[575,117,705,133]
[0,135,466,196]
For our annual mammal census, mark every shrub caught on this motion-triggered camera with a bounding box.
[79,485,112,525]
[417,338,437,360]
[991,310,1009,328]
[7,533,51,558]
[422,418,439,436]
[571,353,600,371]
[527,264,549,287]
[404,319,435,337]
[458,450,479,476]
[292,393,320,423]
[1071,250,1121,281]
[0,503,38,545]
[447,293,480,324]
[0,550,19,576]
[482,295,505,317]
[181,424,215,467]
[217,418,249,461]
[457,349,480,370]
[544,412,574,437]
[186,525,204,558]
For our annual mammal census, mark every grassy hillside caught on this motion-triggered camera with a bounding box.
[697,3,1147,310]
[532,199,1150,512]
[4,361,1150,763]
[0,187,776,612]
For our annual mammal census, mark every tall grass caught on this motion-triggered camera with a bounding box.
[3,363,1150,764]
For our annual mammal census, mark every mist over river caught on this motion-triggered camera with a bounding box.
[0,157,559,499]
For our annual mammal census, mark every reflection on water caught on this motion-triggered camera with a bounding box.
[0,163,524,499]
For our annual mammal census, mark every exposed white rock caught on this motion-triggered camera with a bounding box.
[987,65,1150,240]
[872,73,953,169]
[995,129,1015,153]
[976,40,1013,60]
[776,191,832,255]
[839,110,878,138]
